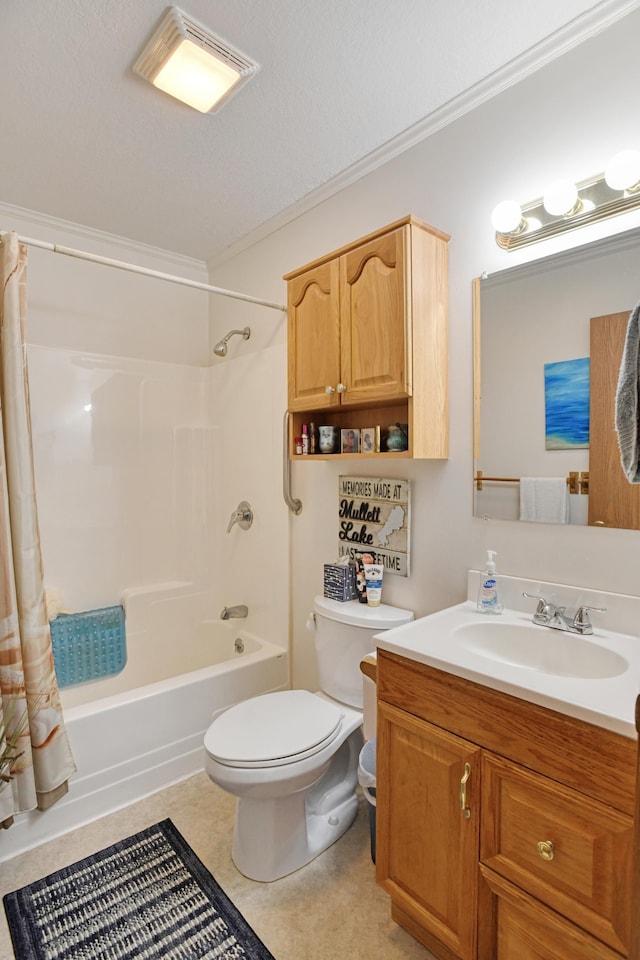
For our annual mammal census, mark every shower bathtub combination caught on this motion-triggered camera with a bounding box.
[0,615,288,862]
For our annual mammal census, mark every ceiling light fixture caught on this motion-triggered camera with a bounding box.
[491,150,640,250]
[133,6,259,114]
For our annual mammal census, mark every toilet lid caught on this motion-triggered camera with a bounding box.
[204,690,344,768]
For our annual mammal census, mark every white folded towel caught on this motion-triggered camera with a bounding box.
[519,478,569,524]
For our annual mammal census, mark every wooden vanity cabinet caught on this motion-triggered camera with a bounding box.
[377,701,481,960]
[284,215,449,459]
[375,649,636,960]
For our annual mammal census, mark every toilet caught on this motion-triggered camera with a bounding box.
[204,595,413,882]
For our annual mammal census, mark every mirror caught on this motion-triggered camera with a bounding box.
[474,226,640,529]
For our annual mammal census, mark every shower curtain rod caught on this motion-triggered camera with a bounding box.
[1,231,287,313]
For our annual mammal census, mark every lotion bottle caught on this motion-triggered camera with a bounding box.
[477,549,503,614]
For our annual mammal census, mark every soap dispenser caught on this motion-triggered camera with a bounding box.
[477,549,503,614]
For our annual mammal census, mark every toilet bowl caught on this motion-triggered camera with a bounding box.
[204,596,413,882]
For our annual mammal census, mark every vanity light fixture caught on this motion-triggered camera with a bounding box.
[133,6,259,114]
[492,150,640,250]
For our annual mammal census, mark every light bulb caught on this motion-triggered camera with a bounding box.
[543,180,579,217]
[491,200,523,234]
[153,39,241,113]
[604,150,640,191]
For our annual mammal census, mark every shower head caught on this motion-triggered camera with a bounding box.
[213,326,251,357]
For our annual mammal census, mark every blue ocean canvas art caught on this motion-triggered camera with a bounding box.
[544,357,590,450]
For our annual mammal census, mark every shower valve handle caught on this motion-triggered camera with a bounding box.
[227,501,253,533]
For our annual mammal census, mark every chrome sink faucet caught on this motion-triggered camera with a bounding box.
[522,593,606,636]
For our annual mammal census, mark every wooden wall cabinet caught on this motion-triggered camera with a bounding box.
[284,215,449,459]
[376,650,636,960]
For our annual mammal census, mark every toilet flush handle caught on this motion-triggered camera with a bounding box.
[306,612,316,634]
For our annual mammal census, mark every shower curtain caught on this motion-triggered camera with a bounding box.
[0,232,76,827]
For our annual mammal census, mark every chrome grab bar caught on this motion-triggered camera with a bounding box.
[283,411,302,515]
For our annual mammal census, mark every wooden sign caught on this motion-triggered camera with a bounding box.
[337,476,410,577]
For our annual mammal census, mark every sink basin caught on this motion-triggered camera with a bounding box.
[452,621,629,679]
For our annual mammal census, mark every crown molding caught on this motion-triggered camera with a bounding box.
[0,199,208,276]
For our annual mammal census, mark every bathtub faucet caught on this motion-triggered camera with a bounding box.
[220,605,248,620]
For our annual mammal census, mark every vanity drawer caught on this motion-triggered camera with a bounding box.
[479,866,624,960]
[480,753,632,955]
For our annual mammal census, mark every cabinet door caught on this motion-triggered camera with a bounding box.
[287,259,341,410]
[377,701,481,960]
[339,226,410,406]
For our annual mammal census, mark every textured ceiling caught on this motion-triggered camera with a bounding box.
[0,1,636,263]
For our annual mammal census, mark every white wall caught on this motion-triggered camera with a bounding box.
[208,9,640,690]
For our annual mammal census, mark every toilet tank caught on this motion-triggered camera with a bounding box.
[309,596,413,708]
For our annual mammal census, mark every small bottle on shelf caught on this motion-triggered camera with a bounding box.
[301,424,309,455]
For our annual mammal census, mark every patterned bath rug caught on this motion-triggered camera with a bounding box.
[3,819,275,959]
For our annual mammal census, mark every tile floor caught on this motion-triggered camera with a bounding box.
[0,773,435,959]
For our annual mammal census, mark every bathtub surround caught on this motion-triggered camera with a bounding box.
[4,819,276,960]
[26,347,218,614]
[0,234,76,827]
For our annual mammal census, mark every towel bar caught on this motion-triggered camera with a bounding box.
[474,470,589,494]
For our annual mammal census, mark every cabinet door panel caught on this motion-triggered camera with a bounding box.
[287,259,340,410]
[377,701,480,960]
[340,227,410,405]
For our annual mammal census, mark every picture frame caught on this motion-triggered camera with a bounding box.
[361,427,376,454]
[340,428,360,454]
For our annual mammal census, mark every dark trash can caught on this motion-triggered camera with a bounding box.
[358,737,377,863]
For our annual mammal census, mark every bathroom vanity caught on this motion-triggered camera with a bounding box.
[371,575,639,960]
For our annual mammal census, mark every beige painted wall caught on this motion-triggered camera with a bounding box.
[208,9,640,691]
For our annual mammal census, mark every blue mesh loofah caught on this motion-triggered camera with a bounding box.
[50,605,126,688]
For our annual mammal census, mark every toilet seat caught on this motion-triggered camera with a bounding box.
[204,690,345,768]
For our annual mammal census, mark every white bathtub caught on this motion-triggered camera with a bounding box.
[0,628,288,862]
[58,614,278,709]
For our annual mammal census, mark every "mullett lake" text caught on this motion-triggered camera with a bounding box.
[338,499,382,523]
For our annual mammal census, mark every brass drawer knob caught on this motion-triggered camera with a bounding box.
[537,840,555,861]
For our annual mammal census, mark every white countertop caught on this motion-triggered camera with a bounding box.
[374,600,640,739]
